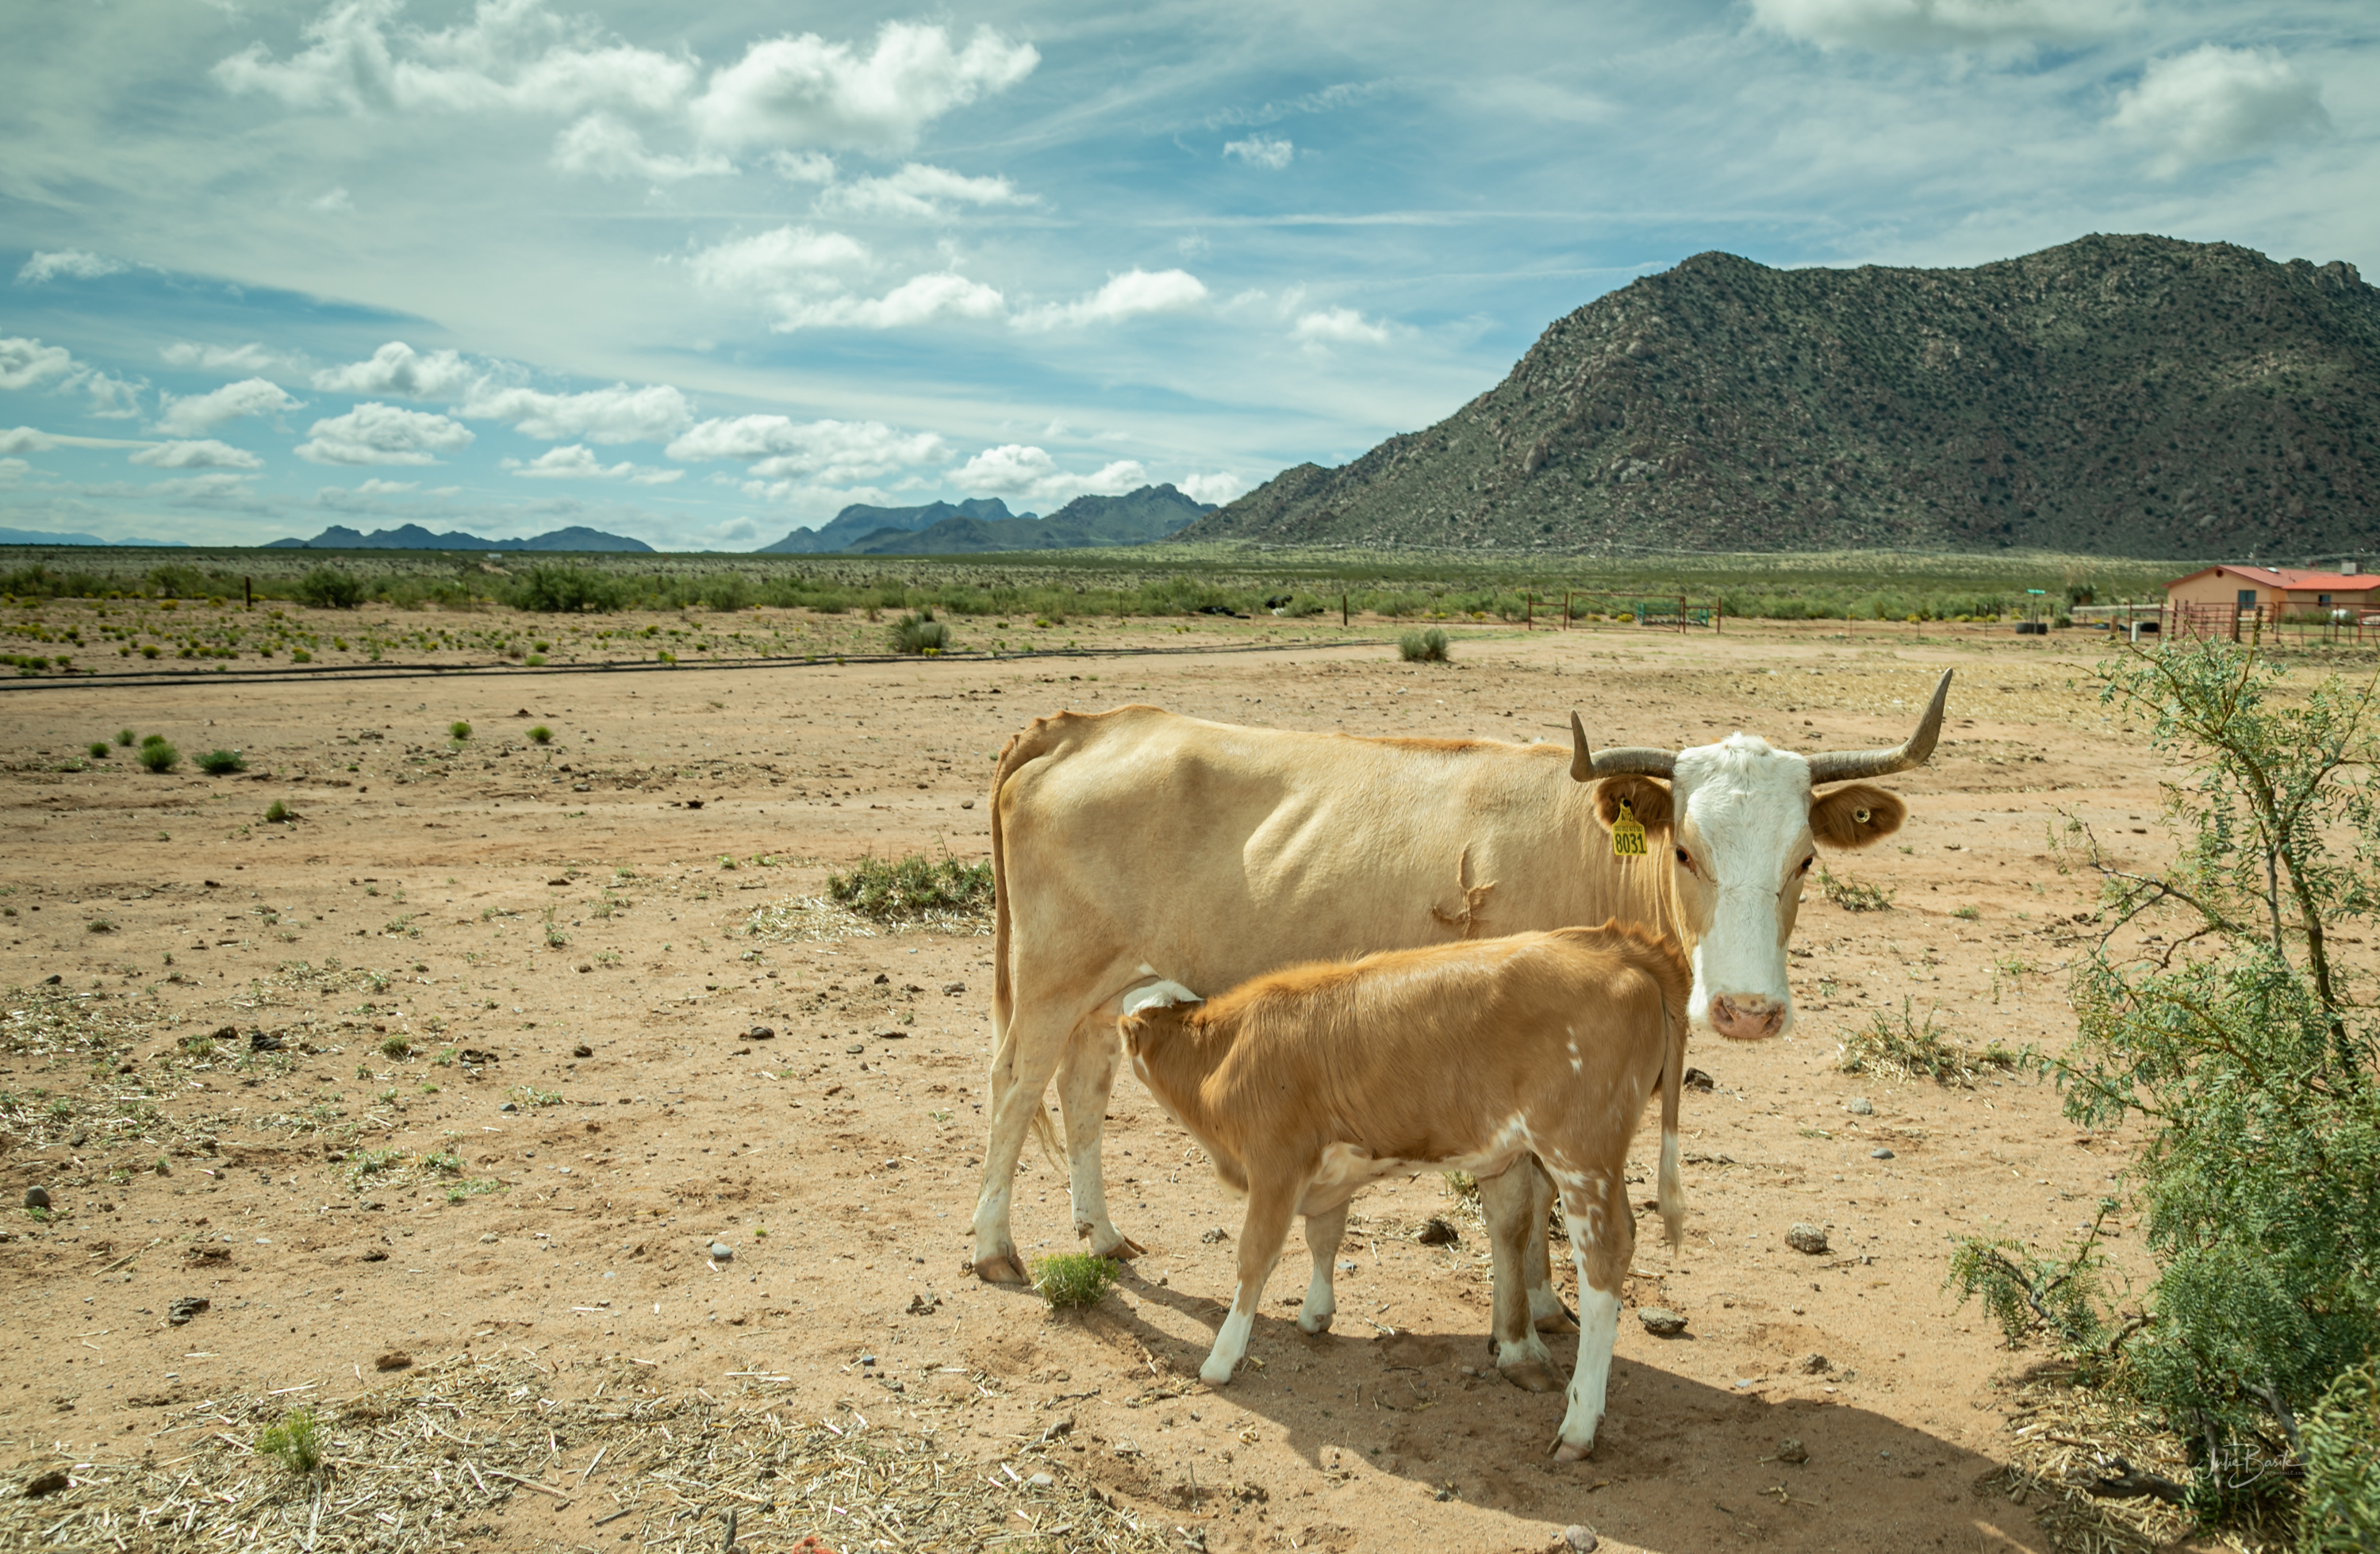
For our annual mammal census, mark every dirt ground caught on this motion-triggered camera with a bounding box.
[0,604,2272,1552]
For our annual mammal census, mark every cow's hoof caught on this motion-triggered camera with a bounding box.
[1552,1439,1595,1464]
[1533,1304,1580,1335]
[1499,1358,1561,1394]
[974,1250,1032,1285]
[1296,1311,1334,1336]
[1092,1234,1148,1260]
[1199,1360,1237,1387]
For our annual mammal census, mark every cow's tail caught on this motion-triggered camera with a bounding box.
[1656,992,1687,1252]
[987,719,1063,1168]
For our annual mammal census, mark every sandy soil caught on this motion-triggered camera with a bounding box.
[0,605,2220,1552]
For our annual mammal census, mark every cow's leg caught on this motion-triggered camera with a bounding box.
[1203,1178,1299,1387]
[1296,1201,1348,1335]
[1055,1026,1141,1260]
[1548,1157,1636,1461]
[969,1001,1077,1284]
[1526,1159,1579,1334]
[1477,1165,1560,1391]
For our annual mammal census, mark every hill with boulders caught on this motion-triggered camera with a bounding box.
[1180,235,2379,558]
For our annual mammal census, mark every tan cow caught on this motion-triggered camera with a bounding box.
[973,675,1950,1328]
[1117,922,1693,1459]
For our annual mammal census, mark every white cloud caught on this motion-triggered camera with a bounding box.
[1223,135,1294,170]
[957,444,1146,501]
[156,377,304,436]
[666,415,949,483]
[356,478,418,494]
[690,21,1037,153]
[296,401,474,465]
[2111,45,2330,175]
[457,381,692,443]
[15,250,130,285]
[130,439,265,470]
[148,472,258,501]
[0,457,26,483]
[1180,472,1249,505]
[310,186,354,212]
[767,149,835,182]
[552,113,734,181]
[689,227,1006,331]
[777,272,1006,331]
[0,337,77,390]
[1291,306,1394,346]
[311,341,477,398]
[0,424,155,452]
[214,0,697,117]
[1748,0,2124,50]
[1014,269,1208,331]
[687,224,871,295]
[815,162,1032,220]
[162,341,289,373]
[507,443,683,482]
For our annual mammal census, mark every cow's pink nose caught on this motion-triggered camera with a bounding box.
[1710,996,1785,1042]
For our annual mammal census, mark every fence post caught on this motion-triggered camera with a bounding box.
[1524,593,1532,630]
[1341,592,1348,627]
[244,577,252,609]
[1714,597,1722,635]
[1562,590,1570,631]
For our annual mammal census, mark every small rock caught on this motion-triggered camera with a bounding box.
[1786,1223,1829,1255]
[941,982,965,995]
[1844,1097,1874,1115]
[1561,1526,1599,1552]
[1200,1227,1230,1244]
[1774,1437,1809,1465]
[211,1024,237,1041]
[499,1101,518,1113]
[547,877,570,886]
[1870,1147,1895,1160]
[23,1186,50,1211]
[1681,1067,1714,1092]
[1797,1353,1832,1375]
[249,1030,283,1052]
[1415,1216,1459,1246]
[1637,1307,1687,1337]
[908,1290,940,1315]
[24,1469,69,1498]
[708,1241,735,1262]
[576,963,592,973]
[747,1026,775,1041]
[167,1295,209,1325]
[375,1351,413,1372]
[961,799,975,809]
[873,972,890,984]
[572,1043,593,1058]
[478,1233,500,1244]
[1029,1472,1055,1488]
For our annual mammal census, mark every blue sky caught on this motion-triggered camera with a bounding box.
[2,0,2370,551]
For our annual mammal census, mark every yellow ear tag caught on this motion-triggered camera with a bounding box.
[1610,797,1647,858]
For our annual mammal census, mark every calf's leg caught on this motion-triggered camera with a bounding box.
[1525,1160,1579,1333]
[1202,1178,1300,1387]
[1478,1165,1560,1392]
[1296,1202,1348,1335]
[1548,1157,1636,1460]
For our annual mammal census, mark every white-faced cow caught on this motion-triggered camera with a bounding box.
[1117,922,1689,1458]
[970,673,1951,1318]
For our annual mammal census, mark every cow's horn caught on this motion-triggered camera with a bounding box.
[1806,669,1953,785]
[1569,712,1677,782]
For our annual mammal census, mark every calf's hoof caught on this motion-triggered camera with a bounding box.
[1499,1357,1561,1394]
[1552,1438,1596,1464]
[1533,1304,1580,1335]
[973,1249,1033,1285]
[1198,1358,1238,1387]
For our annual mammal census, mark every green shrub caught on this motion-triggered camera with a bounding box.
[1398,627,1450,663]
[1032,1253,1117,1312]
[1815,863,1892,911]
[528,725,553,743]
[256,1407,325,1475]
[87,741,108,759]
[296,566,365,610]
[1837,999,2013,1084]
[826,854,993,923]
[890,609,951,654]
[196,748,246,775]
[265,800,291,823]
[137,739,179,773]
[2301,1356,2380,1552]
[379,1034,411,1059]
[448,720,470,742]
[115,728,135,746]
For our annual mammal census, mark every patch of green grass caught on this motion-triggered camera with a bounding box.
[115,728,135,747]
[265,800,291,823]
[1031,1252,1118,1312]
[196,748,246,775]
[889,609,951,654]
[378,1034,411,1060]
[1952,903,1982,921]
[448,720,471,741]
[1837,999,2015,1085]
[1398,627,1451,663]
[1816,863,1893,912]
[86,740,109,760]
[137,738,179,773]
[826,854,993,923]
[528,724,553,743]
[255,1408,325,1475]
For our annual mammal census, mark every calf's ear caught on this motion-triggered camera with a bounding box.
[1810,784,1905,849]
[1595,776,1672,832]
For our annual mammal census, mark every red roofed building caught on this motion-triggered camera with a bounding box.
[2165,564,2380,620]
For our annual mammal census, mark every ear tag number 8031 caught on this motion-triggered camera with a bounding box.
[1610,797,1647,858]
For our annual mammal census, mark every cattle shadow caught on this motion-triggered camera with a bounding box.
[1067,1264,2052,1552]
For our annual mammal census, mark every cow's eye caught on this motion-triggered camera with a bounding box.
[1674,846,1695,873]
[1797,855,1814,874]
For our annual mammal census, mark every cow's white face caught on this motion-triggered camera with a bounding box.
[1596,735,1905,1042]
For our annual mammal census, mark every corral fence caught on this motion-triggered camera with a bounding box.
[1532,591,1723,633]
[2153,600,2380,647]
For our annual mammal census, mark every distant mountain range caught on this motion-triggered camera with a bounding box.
[760,485,1214,555]
[0,527,188,547]
[266,524,654,552]
[1181,235,2380,558]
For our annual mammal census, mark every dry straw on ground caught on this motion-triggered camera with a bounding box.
[1,1356,1181,1553]
[744,895,992,945]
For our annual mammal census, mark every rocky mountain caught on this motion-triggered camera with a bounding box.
[266,524,653,552]
[755,497,1034,554]
[844,484,1214,554]
[1181,236,2380,558]
[0,526,186,547]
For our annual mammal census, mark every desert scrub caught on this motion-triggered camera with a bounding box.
[1032,1253,1117,1312]
[889,608,950,654]
[827,854,992,923]
[264,800,291,823]
[195,749,246,775]
[528,724,553,743]
[136,735,178,773]
[1815,862,1892,911]
[86,740,108,759]
[1837,999,2013,1084]
[378,1035,411,1059]
[1398,627,1450,663]
[448,720,470,741]
[255,1407,325,1475]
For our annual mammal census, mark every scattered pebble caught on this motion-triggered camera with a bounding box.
[167,1295,209,1325]
[708,1241,735,1262]
[249,1030,283,1053]
[1871,1147,1896,1160]
[908,1291,941,1315]
[1680,1067,1714,1092]
[1029,1472,1055,1488]
[748,1026,776,1040]
[1560,1525,1598,1552]
[1786,1223,1829,1255]
[1773,1437,1810,1465]
[941,982,965,994]
[572,1043,593,1057]
[479,1233,501,1244]
[1637,1307,1687,1337]
[1844,1097,1875,1115]
[500,1101,518,1113]
[1797,1353,1832,1374]
[1415,1216,1459,1246]
[376,1351,413,1372]
[1200,1227,1231,1244]
[23,1186,50,1211]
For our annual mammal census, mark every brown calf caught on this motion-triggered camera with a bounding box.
[1117,921,1689,1459]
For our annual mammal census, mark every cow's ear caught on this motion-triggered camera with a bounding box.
[1595,776,1672,832]
[1810,785,1905,849]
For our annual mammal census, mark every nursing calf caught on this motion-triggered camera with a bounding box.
[1118,923,1689,1460]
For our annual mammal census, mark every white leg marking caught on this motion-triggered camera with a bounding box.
[1555,1284,1622,1458]
[1203,1301,1257,1386]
